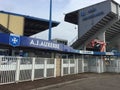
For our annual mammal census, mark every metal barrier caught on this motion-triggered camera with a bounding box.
[1,55,120,85]
[83,55,104,73]
[103,56,120,73]
[78,58,84,73]
[0,56,56,85]
[61,59,78,76]
[105,60,120,73]
[0,56,17,84]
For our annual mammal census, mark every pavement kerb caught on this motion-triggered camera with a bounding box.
[31,76,100,90]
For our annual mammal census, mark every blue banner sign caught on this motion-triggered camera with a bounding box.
[0,33,9,45]
[0,33,120,56]
[30,39,60,49]
[80,50,94,55]
[20,36,64,51]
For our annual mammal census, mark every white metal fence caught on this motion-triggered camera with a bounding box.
[61,56,104,76]
[0,56,56,85]
[105,60,120,73]
[61,59,84,76]
[1,55,120,85]
[78,59,84,73]
[83,56,104,73]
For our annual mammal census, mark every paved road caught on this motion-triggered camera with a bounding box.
[42,75,120,90]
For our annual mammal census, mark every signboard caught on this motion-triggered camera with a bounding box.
[9,34,20,47]
[0,33,120,56]
[105,52,114,55]
[30,39,60,50]
[20,36,63,51]
[80,50,94,55]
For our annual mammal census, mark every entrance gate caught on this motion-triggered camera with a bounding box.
[105,60,120,73]
[104,56,119,73]
[83,55,104,73]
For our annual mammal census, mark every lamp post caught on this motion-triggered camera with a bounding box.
[48,0,52,41]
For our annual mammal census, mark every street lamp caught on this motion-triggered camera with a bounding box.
[48,0,52,41]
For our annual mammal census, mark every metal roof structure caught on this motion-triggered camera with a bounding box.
[65,10,78,24]
[0,11,60,36]
[64,0,110,24]
[64,0,120,49]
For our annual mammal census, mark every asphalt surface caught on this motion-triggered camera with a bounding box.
[1,73,120,90]
[41,74,120,90]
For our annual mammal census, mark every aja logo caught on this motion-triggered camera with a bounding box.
[9,34,20,47]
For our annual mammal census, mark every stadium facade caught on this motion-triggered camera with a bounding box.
[0,11,61,57]
[1,0,120,85]
[65,0,120,52]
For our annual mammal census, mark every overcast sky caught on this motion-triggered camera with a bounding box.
[0,0,120,43]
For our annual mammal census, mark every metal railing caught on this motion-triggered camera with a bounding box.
[1,55,120,85]
[61,59,84,76]
[0,56,56,85]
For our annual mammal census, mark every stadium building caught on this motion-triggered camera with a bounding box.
[65,0,120,52]
[1,0,120,86]
[0,11,61,57]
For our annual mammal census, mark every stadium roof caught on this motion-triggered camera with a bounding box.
[0,11,60,36]
[64,10,78,24]
[64,0,117,25]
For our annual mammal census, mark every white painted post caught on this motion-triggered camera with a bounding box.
[61,59,63,76]
[44,59,47,78]
[117,60,119,73]
[68,59,70,74]
[0,56,2,68]
[100,56,104,73]
[31,58,35,81]
[74,59,76,74]
[54,58,56,77]
[117,57,120,73]
[15,57,21,82]
[97,58,101,73]
[73,55,77,74]
[76,59,79,74]
[82,55,84,73]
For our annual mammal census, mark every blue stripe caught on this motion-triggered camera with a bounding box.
[0,33,120,56]
[93,52,106,55]
[0,33,9,45]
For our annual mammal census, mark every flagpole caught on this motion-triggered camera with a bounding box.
[48,0,52,41]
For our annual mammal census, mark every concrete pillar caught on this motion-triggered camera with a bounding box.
[97,31,106,52]
[83,30,106,51]
[55,54,61,77]
[61,59,63,76]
